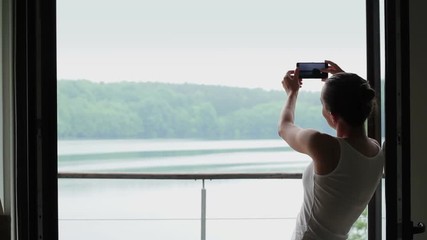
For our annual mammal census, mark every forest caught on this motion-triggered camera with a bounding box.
[57,80,333,140]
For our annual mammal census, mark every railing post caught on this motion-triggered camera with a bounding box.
[201,179,206,240]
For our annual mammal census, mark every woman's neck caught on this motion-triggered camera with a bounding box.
[336,123,367,139]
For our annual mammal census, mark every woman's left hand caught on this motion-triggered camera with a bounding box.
[282,69,302,95]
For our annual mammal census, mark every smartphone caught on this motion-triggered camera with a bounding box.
[296,62,328,79]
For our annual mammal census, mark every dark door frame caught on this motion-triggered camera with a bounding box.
[366,0,382,239]
[384,0,413,239]
[14,0,58,239]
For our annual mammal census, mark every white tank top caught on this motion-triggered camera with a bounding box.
[292,138,384,240]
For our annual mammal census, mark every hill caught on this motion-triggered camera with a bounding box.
[57,80,331,139]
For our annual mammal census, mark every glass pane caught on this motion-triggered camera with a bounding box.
[59,179,201,240]
[206,179,302,239]
[59,179,304,240]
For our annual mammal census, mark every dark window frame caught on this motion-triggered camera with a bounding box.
[14,0,58,239]
[12,0,385,239]
[366,0,383,239]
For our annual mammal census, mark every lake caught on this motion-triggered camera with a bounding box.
[57,139,311,240]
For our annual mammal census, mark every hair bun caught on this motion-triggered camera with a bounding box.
[361,87,376,101]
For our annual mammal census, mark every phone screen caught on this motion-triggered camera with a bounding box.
[297,62,328,79]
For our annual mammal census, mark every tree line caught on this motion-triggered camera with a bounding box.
[58,80,333,140]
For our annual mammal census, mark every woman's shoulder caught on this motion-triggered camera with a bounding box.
[342,137,382,158]
[305,131,340,158]
[310,133,341,175]
[369,138,381,147]
[310,132,339,149]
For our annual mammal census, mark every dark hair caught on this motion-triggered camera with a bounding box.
[321,72,376,127]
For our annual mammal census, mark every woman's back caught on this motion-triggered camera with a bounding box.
[293,138,384,240]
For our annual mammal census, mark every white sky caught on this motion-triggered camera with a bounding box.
[57,0,367,92]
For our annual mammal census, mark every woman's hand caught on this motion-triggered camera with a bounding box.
[282,69,302,95]
[322,60,345,75]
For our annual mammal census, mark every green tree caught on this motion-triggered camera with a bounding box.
[57,80,328,140]
[348,209,368,240]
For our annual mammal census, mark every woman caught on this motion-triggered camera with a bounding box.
[278,61,384,240]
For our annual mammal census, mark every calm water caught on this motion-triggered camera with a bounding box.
[57,139,310,240]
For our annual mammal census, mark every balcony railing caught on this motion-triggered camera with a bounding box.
[58,172,304,240]
[58,172,302,180]
[57,172,370,240]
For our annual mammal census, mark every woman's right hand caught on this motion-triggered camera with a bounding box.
[322,60,345,75]
[282,69,302,95]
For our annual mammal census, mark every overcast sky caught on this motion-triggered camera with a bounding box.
[57,0,368,91]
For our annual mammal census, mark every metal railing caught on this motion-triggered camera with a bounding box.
[58,172,302,180]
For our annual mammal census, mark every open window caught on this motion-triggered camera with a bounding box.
[56,0,383,239]
[8,0,384,239]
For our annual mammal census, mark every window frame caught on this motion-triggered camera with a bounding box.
[14,0,58,239]
[10,0,384,239]
[366,0,383,239]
